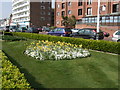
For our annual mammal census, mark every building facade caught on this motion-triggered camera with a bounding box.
[12,0,52,27]
[55,0,120,28]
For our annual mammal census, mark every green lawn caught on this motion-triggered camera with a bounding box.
[2,40,119,88]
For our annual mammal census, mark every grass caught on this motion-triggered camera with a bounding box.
[1,40,119,88]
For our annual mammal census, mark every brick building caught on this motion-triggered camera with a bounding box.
[54,0,120,35]
[12,0,53,27]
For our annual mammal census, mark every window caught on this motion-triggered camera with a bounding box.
[102,5,106,11]
[48,12,51,15]
[78,9,82,15]
[84,30,90,34]
[62,11,65,16]
[57,12,60,16]
[56,21,60,25]
[87,0,92,5]
[41,1,44,3]
[41,12,45,15]
[48,2,50,4]
[87,8,92,15]
[40,17,45,21]
[78,0,82,6]
[48,7,51,10]
[68,1,71,6]
[57,4,60,8]
[41,6,45,9]
[113,4,119,13]
[62,3,65,9]
[78,30,84,34]
[68,10,72,14]
[114,16,118,22]
[115,31,120,35]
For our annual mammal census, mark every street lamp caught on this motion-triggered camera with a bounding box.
[96,0,100,40]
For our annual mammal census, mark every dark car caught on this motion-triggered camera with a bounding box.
[4,26,10,32]
[48,28,72,37]
[25,27,39,33]
[103,31,110,37]
[16,27,27,32]
[70,28,104,40]
[37,27,43,32]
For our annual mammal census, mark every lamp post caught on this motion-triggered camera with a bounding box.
[96,0,100,40]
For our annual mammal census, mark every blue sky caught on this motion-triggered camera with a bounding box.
[0,0,12,19]
[0,0,55,19]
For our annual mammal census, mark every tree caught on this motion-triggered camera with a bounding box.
[62,15,76,28]
[68,15,76,28]
[62,16,69,27]
[9,14,12,26]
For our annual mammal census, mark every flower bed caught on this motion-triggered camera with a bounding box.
[25,40,90,60]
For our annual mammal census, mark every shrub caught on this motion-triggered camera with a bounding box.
[1,51,31,88]
[49,26,57,30]
[2,35,27,41]
[11,32,120,54]
[4,32,13,36]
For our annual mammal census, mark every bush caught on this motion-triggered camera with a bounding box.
[49,26,57,30]
[1,50,31,88]
[2,35,27,41]
[11,32,120,54]
[4,32,13,36]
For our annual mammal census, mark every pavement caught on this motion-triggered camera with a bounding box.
[39,31,48,35]
[103,36,112,41]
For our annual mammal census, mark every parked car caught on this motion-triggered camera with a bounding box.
[16,27,27,32]
[103,31,110,37]
[42,27,51,32]
[37,27,43,32]
[112,30,120,42]
[71,28,79,33]
[0,27,4,30]
[4,26,10,32]
[25,27,39,33]
[48,28,72,37]
[70,28,104,40]
[9,26,17,32]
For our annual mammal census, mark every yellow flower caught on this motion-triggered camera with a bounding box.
[79,45,82,48]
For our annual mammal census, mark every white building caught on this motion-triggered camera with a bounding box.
[12,0,52,27]
[0,18,10,27]
[12,0,30,26]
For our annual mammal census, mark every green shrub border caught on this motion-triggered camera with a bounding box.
[1,50,31,88]
[2,35,27,41]
[8,32,120,54]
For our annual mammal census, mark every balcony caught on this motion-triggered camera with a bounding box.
[12,2,30,11]
[12,8,30,15]
[12,14,30,19]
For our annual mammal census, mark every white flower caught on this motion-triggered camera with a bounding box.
[25,41,90,60]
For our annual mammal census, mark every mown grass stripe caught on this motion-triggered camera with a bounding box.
[1,40,119,88]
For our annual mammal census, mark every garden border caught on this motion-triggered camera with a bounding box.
[6,32,120,54]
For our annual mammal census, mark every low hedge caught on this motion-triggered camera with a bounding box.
[2,35,27,41]
[1,51,31,88]
[11,32,120,54]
